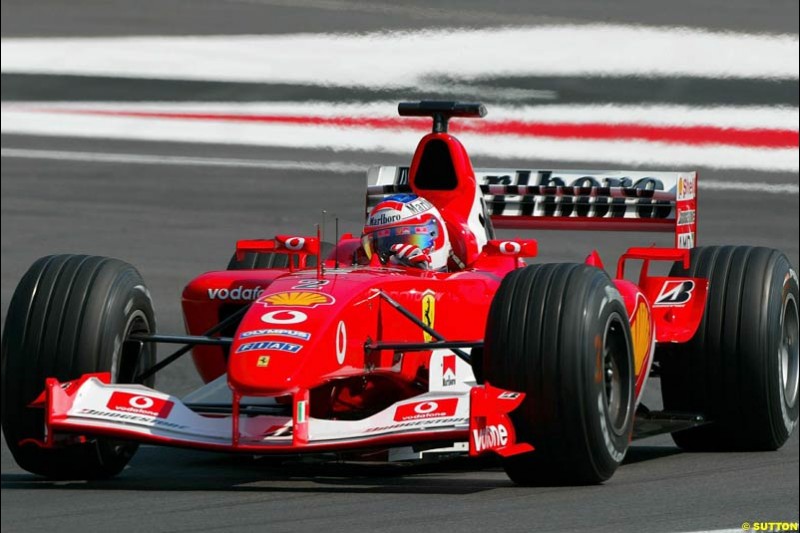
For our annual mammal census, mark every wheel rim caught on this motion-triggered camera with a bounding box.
[603,313,632,435]
[119,311,152,384]
[780,293,799,409]
[104,311,152,458]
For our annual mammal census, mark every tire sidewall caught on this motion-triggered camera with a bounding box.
[574,279,634,473]
[770,261,799,439]
[83,273,156,385]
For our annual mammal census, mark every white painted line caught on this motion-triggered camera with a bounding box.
[3,148,796,195]
[702,180,799,194]
[1,108,796,172]
[0,148,364,174]
[4,101,797,130]
[2,25,797,85]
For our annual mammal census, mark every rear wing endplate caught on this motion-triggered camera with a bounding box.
[367,167,698,249]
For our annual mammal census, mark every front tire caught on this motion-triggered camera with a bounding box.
[481,264,635,485]
[660,246,799,450]
[1,255,156,478]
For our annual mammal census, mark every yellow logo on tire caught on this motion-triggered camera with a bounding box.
[631,300,651,375]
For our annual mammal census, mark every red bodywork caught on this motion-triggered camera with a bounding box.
[188,262,498,401]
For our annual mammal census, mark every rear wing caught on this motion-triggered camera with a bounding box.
[367,167,698,249]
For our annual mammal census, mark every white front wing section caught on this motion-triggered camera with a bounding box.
[47,377,471,451]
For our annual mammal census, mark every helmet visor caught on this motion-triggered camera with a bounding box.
[362,220,437,261]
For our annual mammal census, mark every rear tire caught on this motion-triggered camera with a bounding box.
[660,246,799,451]
[481,264,635,485]
[1,255,156,478]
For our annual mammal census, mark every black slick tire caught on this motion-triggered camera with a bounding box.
[659,246,799,451]
[480,263,635,485]
[1,255,156,479]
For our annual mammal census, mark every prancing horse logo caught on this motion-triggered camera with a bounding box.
[422,291,436,342]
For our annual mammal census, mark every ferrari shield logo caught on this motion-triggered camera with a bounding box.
[422,291,436,342]
[257,355,270,368]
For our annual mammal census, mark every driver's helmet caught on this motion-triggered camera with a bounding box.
[362,193,451,271]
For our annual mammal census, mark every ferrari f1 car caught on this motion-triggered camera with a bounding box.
[2,102,798,484]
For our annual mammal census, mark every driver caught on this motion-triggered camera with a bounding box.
[361,193,451,271]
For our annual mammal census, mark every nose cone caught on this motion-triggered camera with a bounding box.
[227,291,337,395]
[225,278,380,396]
[230,333,309,393]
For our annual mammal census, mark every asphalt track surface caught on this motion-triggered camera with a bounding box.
[2,2,799,533]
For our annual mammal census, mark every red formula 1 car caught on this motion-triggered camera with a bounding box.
[2,102,798,484]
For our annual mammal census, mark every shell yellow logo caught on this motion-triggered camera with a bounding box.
[630,300,651,375]
[259,291,335,308]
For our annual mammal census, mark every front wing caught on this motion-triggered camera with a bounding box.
[26,373,532,458]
